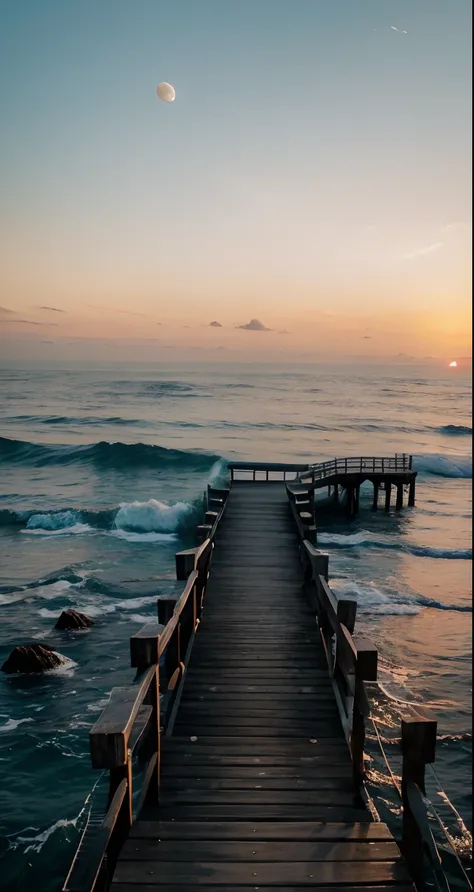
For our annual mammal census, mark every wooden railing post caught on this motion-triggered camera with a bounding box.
[158,597,180,680]
[176,549,197,580]
[401,715,437,886]
[351,640,377,793]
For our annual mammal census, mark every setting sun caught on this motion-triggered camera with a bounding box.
[449,360,458,367]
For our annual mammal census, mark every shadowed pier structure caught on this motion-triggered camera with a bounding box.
[64,456,443,892]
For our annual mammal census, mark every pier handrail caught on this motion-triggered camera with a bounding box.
[63,487,230,892]
[286,488,462,890]
[298,453,413,483]
[296,536,377,795]
[227,455,413,484]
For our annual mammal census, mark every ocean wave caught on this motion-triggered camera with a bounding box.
[435,424,472,437]
[1,496,203,537]
[413,453,472,478]
[330,579,472,615]
[0,436,220,471]
[318,530,471,560]
[2,414,146,427]
[114,498,193,533]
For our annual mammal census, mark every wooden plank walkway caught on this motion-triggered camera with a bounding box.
[111,484,413,891]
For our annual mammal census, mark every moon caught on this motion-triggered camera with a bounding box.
[157,82,176,102]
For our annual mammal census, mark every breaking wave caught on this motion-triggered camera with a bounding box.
[435,424,472,437]
[413,453,472,478]
[318,530,471,560]
[330,580,472,616]
[0,436,220,471]
[0,497,202,540]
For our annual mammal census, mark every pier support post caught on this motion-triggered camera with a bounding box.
[396,484,403,510]
[408,478,416,507]
[372,483,379,511]
[384,483,391,513]
[355,486,360,515]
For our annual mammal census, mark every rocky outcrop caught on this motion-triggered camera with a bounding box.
[55,609,94,631]
[1,643,68,674]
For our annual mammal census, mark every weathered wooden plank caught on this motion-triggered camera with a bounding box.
[128,821,393,841]
[161,754,351,768]
[172,725,344,738]
[159,789,358,806]
[121,839,401,862]
[113,859,409,885]
[143,805,371,821]
[177,706,339,719]
[160,765,353,779]
[113,885,414,892]
[161,737,348,752]
[90,666,156,769]
[160,777,353,791]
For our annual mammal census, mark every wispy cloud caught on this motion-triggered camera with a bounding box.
[278,329,290,335]
[13,320,59,326]
[88,304,152,318]
[209,320,222,327]
[403,241,443,260]
[35,305,65,313]
[237,318,272,331]
[0,305,15,315]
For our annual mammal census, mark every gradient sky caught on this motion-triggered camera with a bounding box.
[0,0,471,362]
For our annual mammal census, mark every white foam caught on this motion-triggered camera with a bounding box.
[0,717,33,733]
[46,658,78,677]
[30,580,75,600]
[108,529,176,543]
[38,607,62,618]
[330,579,421,615]
[15,816,81,853]
[114,498,193,533]
[22,523,94,536]
[208,459,228,487]
[318,530,381,547]
[116,595,158,609]
[0,589,28,606]
[129,613,152,623]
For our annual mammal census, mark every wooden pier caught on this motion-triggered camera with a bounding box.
[64,455,441,892]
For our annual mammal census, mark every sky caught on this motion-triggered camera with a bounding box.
[0,0,471,364]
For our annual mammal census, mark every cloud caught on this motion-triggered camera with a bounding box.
[403,241,443,260]
[0,305,15,314]
[278,329,290,335]
[88,304,152,318]
[41,340,55,345]
[237,318,272,331]
[209,321,222,327]
[362,335,372,339]
[36,305,65,313]
[15,320,59,326]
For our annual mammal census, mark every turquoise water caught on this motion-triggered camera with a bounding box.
[0,361,471,891]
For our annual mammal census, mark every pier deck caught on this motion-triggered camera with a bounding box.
[111,484,412,891]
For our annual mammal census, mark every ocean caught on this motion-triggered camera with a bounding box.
[0,360,471,891]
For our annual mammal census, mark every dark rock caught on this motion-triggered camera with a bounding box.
[55,609,94,631]
[1,643,68,674]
